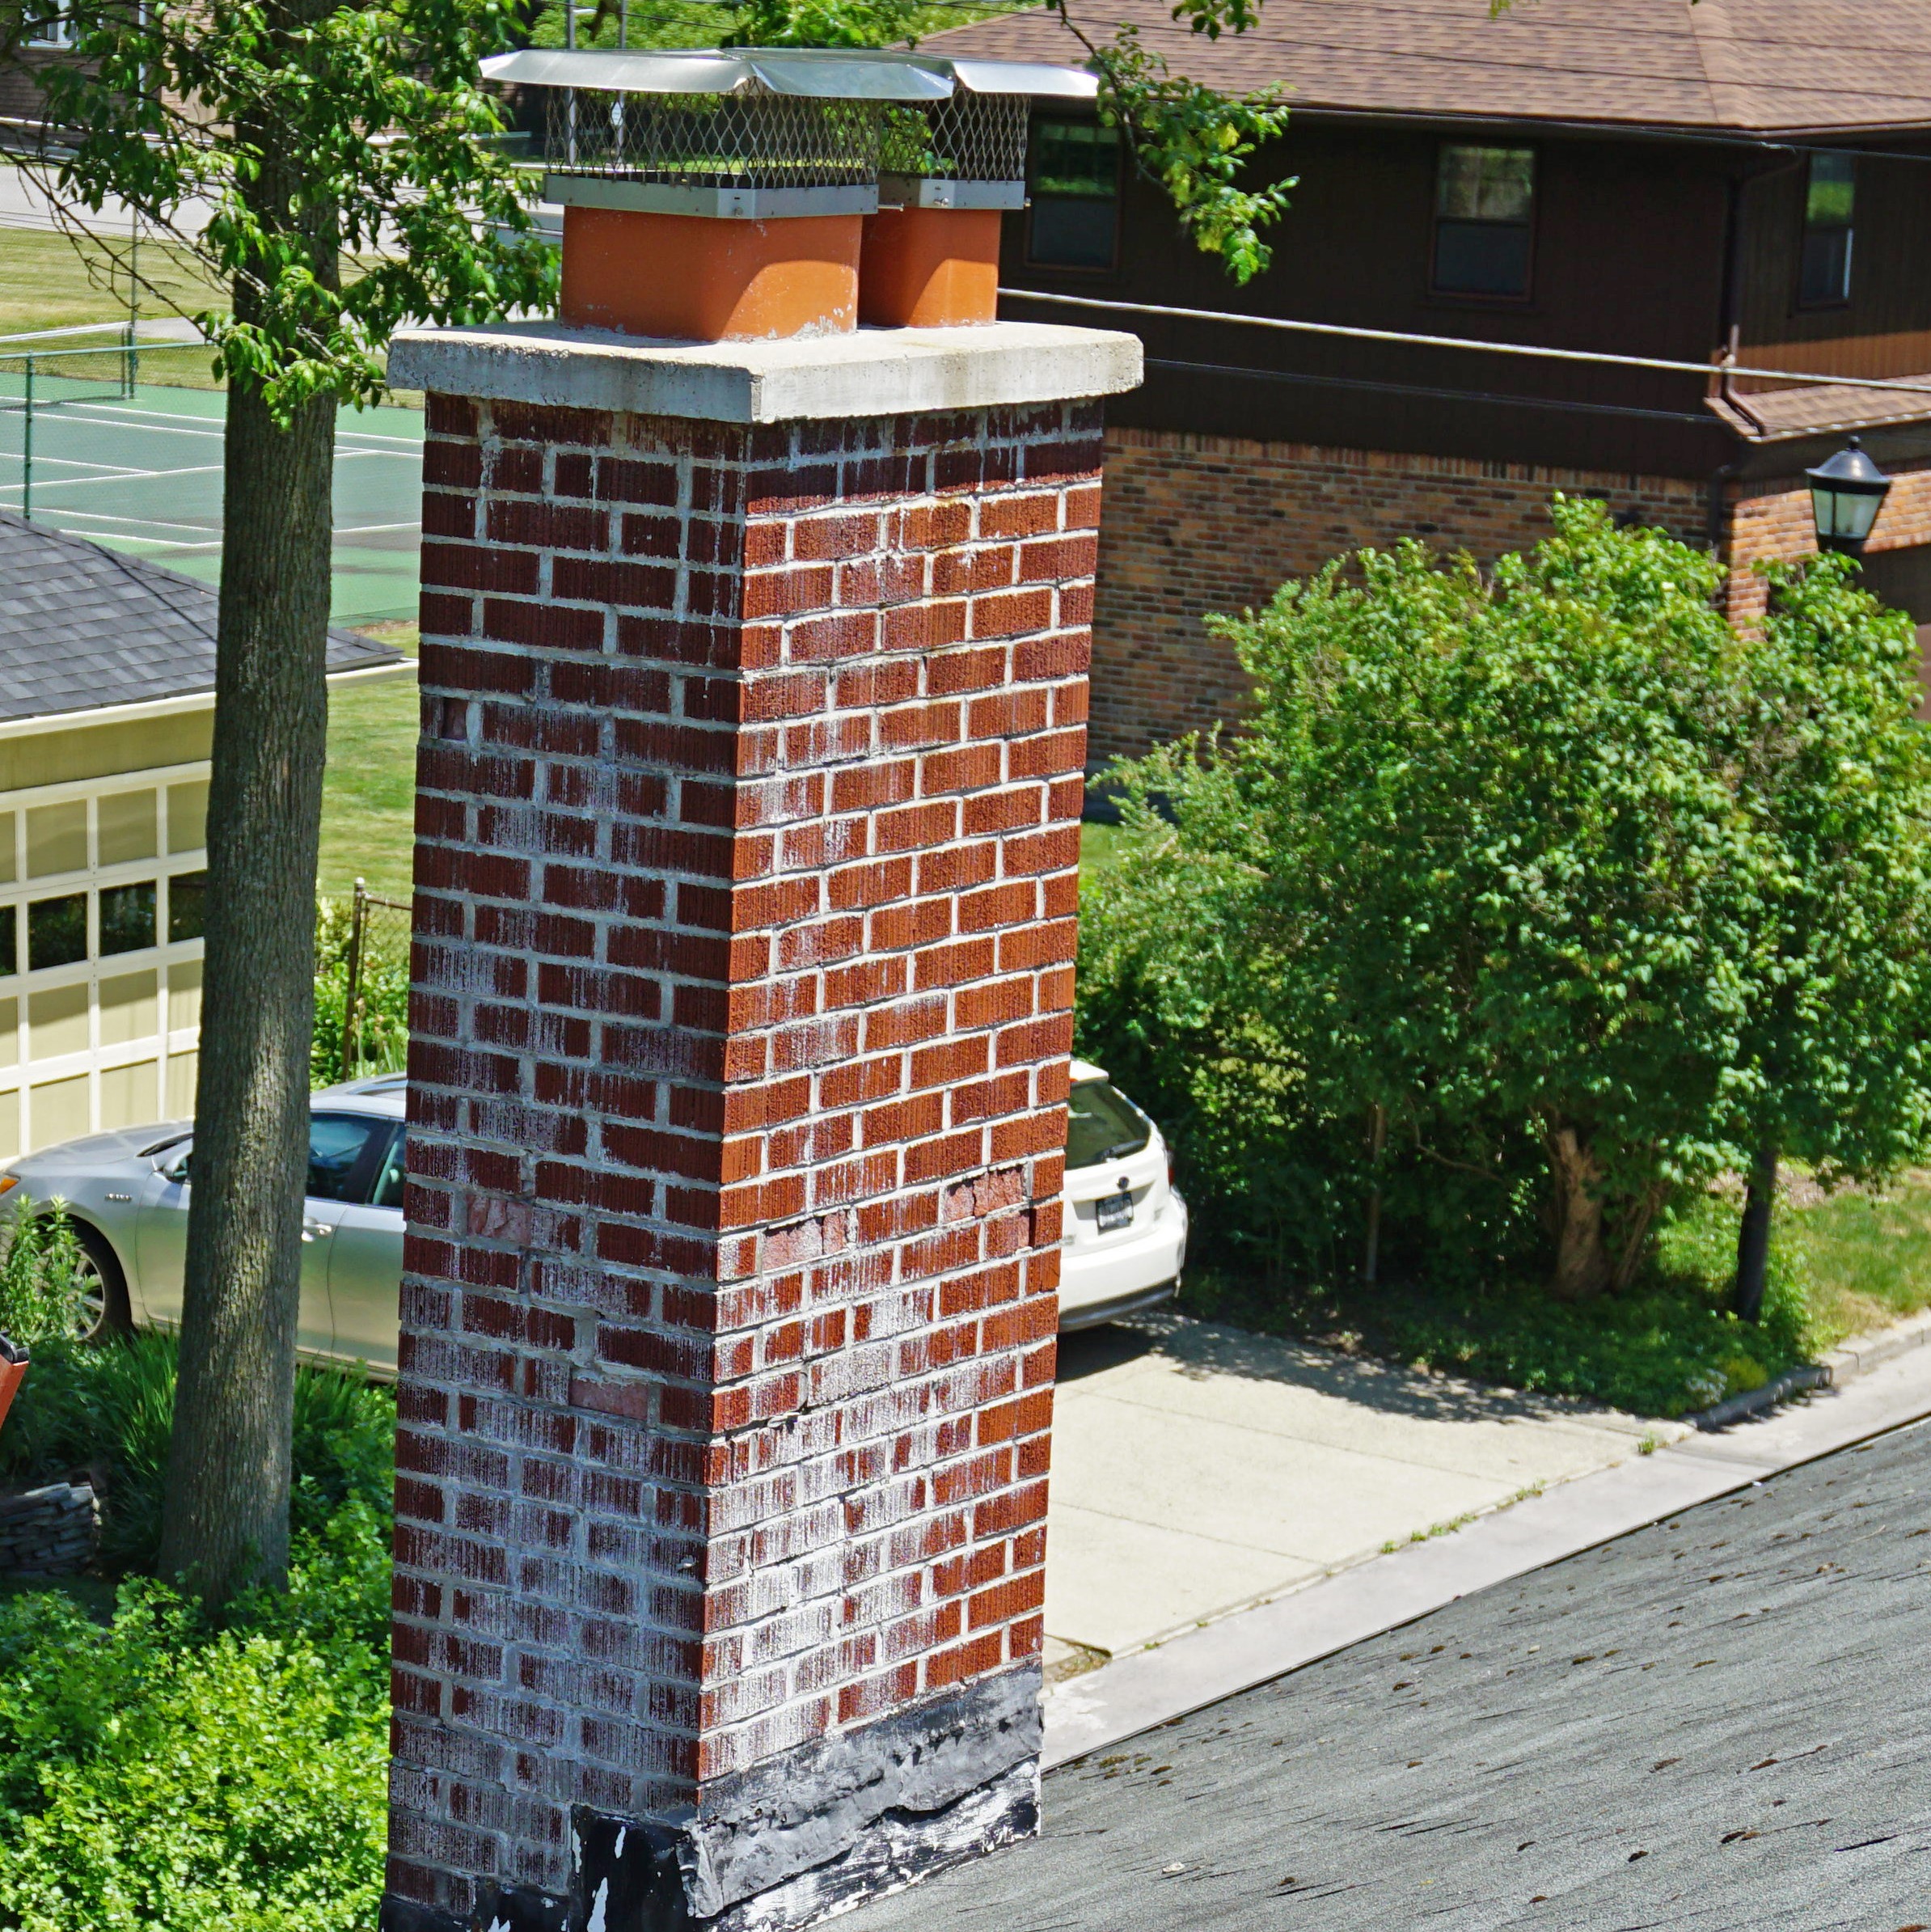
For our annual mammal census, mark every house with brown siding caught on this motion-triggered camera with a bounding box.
[930,0,1931,763]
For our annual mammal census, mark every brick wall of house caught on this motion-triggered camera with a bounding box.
[386,387,1102,1930]
[1089,426,1710,763]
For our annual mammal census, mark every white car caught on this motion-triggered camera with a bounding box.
[1058,1058,1188,1330]
[6,1063,1184,1360]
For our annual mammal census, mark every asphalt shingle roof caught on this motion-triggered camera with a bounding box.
[928,0,1931,137]
[0,512,404,724]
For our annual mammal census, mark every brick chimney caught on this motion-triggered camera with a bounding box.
[378,321,1139,1932]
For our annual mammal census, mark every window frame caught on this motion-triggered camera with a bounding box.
[1024,115,1124,276]
[1429,142,1539,305]
[1796,150,1856,311]
[24,1,74,48]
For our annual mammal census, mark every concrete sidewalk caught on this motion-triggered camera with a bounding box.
[1044,1313,1686,1672]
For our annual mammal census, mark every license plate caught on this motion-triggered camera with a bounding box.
[1095,1190,1134,1233]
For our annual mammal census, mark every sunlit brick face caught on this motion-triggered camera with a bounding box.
[385,390,1105,1930]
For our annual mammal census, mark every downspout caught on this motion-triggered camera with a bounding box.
[1715,166,1771,437]
[1714,151,1808,419]
[1709,153,1802,569]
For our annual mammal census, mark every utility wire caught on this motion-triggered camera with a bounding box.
[999,288,1931,399]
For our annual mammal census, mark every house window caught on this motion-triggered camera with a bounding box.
[1026,120,1121,271]
[1799,152,1855,306]
[25,1,74,47]
[1432,145,1535,298]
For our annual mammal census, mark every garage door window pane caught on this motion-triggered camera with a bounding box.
[100,881,156,957]
[28,894,87,970]
[0,907,15,977]
[167,871,207,943]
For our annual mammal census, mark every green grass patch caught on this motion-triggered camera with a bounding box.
[1183,1175,1931,1419]
[321,623,418,899]
[0,212,226,344]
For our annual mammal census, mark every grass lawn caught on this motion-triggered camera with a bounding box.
[1791,1173,1931,1343]
[323,623,418,900]
[0,213,226,342]
[1184,1173,1931,1421]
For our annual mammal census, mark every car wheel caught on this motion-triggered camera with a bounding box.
[72,1223,132,1342]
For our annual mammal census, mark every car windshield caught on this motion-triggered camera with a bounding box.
[1067,1078,1151,1171]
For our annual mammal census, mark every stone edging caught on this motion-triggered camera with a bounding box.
[1683,1307,1931,1431]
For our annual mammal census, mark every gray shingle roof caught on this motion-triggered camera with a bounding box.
[0,511,405,724]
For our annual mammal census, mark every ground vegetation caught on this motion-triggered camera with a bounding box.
[1080,501,1931,1399]
[2,0,553,1609]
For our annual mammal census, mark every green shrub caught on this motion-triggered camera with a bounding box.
[0,1200,85,1348]
[0,1332,395,1575]
[0,1567,387,1932]
[311,897,409,1089]
[0,1344,395,1930]
[1083,501,1931,1310]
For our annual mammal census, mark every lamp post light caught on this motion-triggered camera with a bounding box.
[1807,434,1894,556]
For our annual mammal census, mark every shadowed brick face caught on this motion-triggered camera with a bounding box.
[387,390,1103,1926]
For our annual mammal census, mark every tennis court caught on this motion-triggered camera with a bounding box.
[0,333,425,626]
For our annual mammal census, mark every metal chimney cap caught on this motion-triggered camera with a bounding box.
[480,46,1097,102]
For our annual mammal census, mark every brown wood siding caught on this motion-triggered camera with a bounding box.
[1733,150,1931,391]
[1003,118,1739,480]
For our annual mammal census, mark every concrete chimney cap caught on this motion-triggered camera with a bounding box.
[480,46,1098,102]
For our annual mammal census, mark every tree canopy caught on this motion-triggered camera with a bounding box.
[1080,500,1931,1303]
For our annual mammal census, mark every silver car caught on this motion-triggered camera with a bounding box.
[8,1066,1181,1360]
[6,1074,408,1370]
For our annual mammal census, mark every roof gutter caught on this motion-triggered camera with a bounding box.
[0,657,413,743]
[1266,104,1931,155]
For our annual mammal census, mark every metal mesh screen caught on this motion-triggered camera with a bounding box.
[543,87,885,190]
[880,92,1029,184]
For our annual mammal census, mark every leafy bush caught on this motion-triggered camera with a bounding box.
[0,1564,387,1932]
[311,897,409,1089]
[0,1338,395,1930]
[1082,501,1931,1309]
[0,1200,85,1348]
[0,1332,395,1575]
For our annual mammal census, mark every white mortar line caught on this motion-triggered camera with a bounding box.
[1042,1330,1931,1769]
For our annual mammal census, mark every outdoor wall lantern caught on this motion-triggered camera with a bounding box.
[1807,435,1893,556]
[480,46,1093,340]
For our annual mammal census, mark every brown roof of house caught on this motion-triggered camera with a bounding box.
[927,0,1931,136]
[1707,376,1931,440]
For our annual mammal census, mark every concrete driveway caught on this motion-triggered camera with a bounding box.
[1046,1313,1684,1668]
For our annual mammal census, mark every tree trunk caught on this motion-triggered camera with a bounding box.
[1544,1122,1612,1301]
[156,373,336,1603]
[1361,1103,1387,1286]
[1733,1144,1779,1325]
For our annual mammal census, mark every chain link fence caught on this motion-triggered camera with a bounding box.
[0,328,425,624]
[314,881,412,1086]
